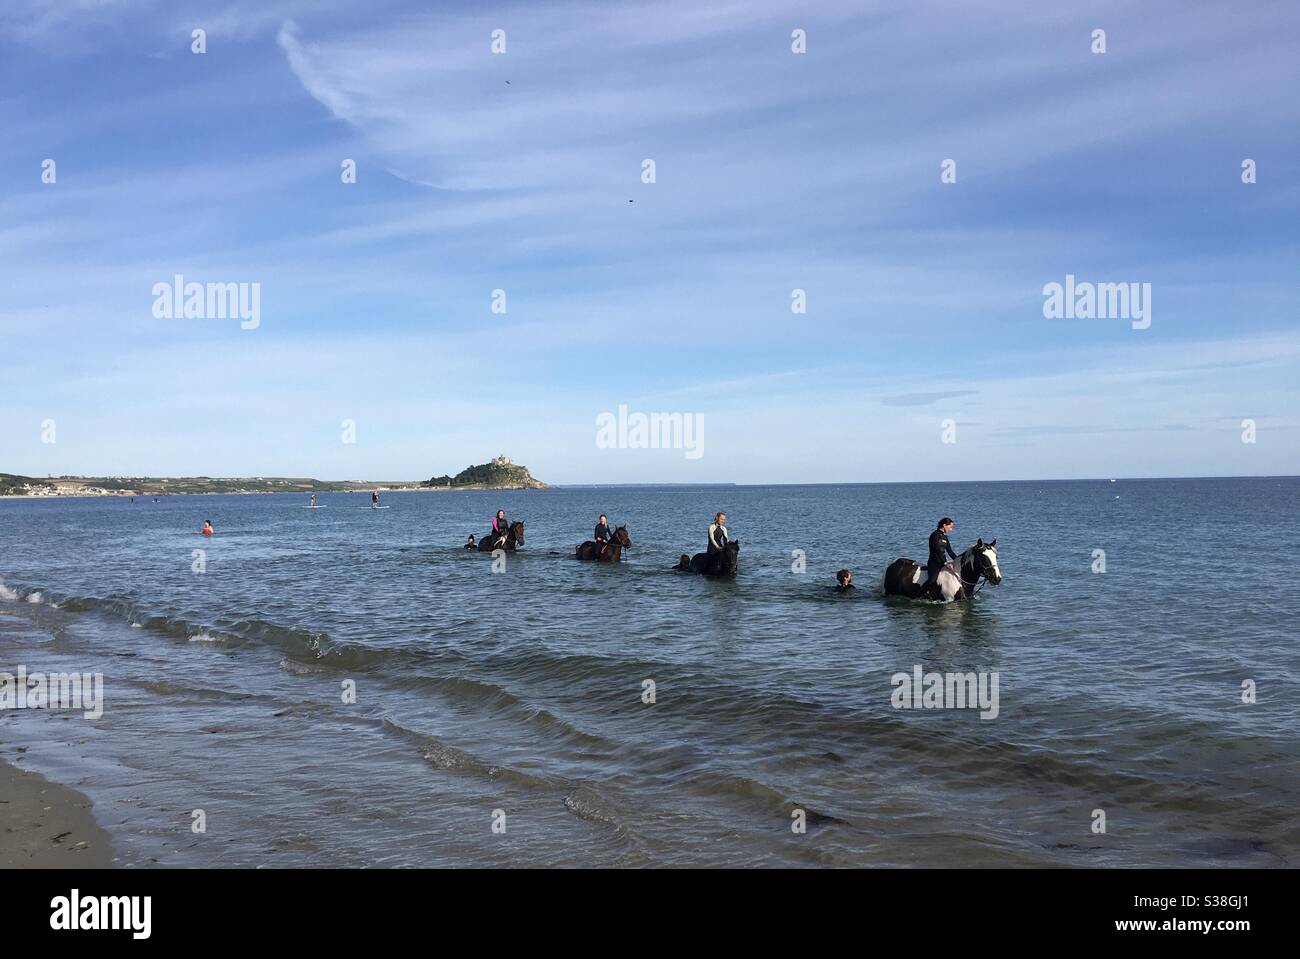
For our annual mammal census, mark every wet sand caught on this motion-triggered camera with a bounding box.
[0,756,112,868]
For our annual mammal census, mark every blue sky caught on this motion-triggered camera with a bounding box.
[1,0,1297,484]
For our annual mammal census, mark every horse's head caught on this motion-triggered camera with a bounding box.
[972,538,1001,585]
[510,520,525,544]
[613,525,631,547]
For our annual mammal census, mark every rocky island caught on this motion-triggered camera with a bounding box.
[422,455,549,490]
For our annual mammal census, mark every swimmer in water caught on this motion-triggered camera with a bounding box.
[202,520,214,535]
[835,569,855,592]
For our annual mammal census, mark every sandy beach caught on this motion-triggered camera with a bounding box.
[0,756,112,868]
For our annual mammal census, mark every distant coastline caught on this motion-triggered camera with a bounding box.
[0,455,550,499]
[1,473,1294,500]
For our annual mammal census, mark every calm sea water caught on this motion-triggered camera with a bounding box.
[1,478,1297,867]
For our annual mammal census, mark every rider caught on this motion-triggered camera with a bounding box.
[707,512,728,555]
[593,514,612,557]
[491,509,509,547]
[923,517,958,597]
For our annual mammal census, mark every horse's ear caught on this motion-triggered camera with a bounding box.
[976,537,983,547]
[989,538,996,548]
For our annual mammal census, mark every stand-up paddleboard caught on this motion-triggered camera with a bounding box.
[302,505,328,509]
[360,505,391,510]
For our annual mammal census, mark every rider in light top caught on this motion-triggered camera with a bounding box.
[707,513,728,554]
[923,517,958,596]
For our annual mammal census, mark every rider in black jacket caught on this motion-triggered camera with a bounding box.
[923,518,957,596]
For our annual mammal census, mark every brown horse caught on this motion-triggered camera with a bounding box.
[479,520,526,552]
[576,525,631,562]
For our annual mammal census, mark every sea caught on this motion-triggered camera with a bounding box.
[1,478,1297,867]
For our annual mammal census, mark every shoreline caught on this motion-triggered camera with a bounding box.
[0,756,113,868]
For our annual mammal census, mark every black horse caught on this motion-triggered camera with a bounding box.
[883,539,1001,602]
[576,525,631,562]
[479,520,526,552]
[674,540,740,577]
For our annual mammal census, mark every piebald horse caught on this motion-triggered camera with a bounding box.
[479,520,526,552]
[883,539,1001,602]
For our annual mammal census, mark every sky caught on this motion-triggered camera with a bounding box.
[1,0,1297,484]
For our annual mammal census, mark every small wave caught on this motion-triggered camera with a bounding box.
[0,582,60,609]
[381,718,553,789]
[563,784,624,828]
[135,678,268,702]
[278,658,330,676]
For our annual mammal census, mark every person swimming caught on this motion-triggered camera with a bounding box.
[201,520,214,536]
[465,534,477,550]
[835,568,855,592]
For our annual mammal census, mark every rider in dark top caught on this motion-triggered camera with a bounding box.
[923,517,958,596]
[491,510,508,546]
[593,515,612,556]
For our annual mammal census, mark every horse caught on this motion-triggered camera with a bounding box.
[575,525,631,562]
[882,539,1001,602]
[676,540,740,577]
[479,520,526,552]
